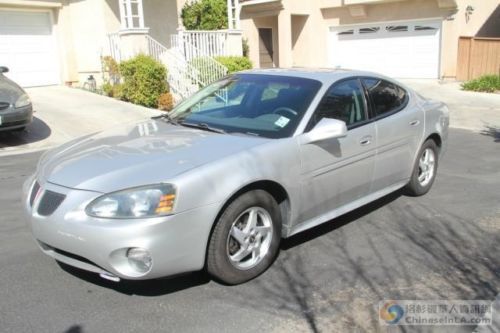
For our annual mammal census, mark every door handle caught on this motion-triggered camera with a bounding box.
[359,136,372,146]
[409,120,420,126]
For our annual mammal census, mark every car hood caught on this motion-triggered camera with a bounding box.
[0,74,24,103]
[39,119,268,192]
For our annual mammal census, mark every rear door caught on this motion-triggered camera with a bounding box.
[363,78,424,192]
[298,78,376,222]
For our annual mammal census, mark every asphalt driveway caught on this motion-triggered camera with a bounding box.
[0,128,498,333]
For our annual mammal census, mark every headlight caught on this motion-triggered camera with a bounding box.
[15,93,31,108]
[86,184,176,219]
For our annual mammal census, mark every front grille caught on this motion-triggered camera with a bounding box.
[38,190,66,216]
[29,181,40,207]
[0,102,10,111]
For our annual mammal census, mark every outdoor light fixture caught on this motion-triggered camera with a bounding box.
[465,5,475,22]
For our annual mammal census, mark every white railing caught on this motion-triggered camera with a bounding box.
[146,35,209,100]
[171,30,229,60]
[107,33,122,62]
[146,35,168,62]
[171,33,228,85]
[106,34,229,102]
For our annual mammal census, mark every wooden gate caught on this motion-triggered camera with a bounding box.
[456,37,500,81]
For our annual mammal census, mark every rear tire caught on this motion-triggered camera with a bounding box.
[405,140,439,196]
[207,190,281,285]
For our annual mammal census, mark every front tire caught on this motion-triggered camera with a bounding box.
[207,190,281,285]
[405,140,439,196]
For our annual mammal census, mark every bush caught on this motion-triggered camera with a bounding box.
[461,75,500,93]
[101,82,113,97]
[158,92,175,111]
[215,56,253,73]
[181,0,227,30]
[119,54,167,107]
[112,83,125,100]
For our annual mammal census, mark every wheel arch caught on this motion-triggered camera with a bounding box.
[425,133,442,150]
[204,180,291,266]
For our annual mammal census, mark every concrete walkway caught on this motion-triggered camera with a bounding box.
[402,79,500,132]
[0,86,161,156]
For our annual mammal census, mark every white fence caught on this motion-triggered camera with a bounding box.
[106,32,232,101]
[171,30,230,60]
[107,33,122,62]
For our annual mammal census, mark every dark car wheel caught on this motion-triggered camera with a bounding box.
[405,139,439,196]
[207,190,281,285]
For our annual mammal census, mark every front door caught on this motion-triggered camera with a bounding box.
[258,28,274,68]
[298,78,376,223]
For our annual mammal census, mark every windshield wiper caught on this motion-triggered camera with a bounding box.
[179,122,227,134]
[152,113,179,126]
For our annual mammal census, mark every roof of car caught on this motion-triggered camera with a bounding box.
[238,67,406,88]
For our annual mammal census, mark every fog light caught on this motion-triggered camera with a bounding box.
[126,248,152,273]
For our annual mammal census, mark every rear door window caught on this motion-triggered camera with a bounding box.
[362,78,408,117]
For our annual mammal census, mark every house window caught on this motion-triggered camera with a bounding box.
[359,27,380,34]
[415,25,438,31]
[338,29,354,35]
[386,25,409,32]
[119,0,145,29]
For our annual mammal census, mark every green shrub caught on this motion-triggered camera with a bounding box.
[119,54,167,107]
[215,56,253,73]
[461,75,500,93]
[101,82,113,97]
[181,0,227,30]
[112,83,125,100]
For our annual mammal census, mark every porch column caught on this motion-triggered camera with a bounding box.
[278,11,293,68]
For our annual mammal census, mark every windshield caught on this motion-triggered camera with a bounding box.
[169,74,322,139]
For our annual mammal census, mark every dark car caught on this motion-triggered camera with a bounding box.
[0,66,33,132]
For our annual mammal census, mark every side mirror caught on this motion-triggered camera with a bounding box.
[300,118,347,144]
[0,66,9,73]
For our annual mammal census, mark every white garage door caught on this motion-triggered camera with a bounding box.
[329,20,441,79]
[0,10,60,87]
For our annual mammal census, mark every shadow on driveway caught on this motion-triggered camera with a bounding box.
[0,116,51,149]
[58,261,211,297]
[481,125,500,143]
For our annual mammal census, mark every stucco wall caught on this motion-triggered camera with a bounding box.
[241,14,280,68]
[441,0,499,78]
[143,0,180,47]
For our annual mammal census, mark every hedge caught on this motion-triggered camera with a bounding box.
[119,54,167,108]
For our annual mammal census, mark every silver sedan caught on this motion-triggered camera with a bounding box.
[23,69,449,284]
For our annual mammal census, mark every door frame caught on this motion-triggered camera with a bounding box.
[258,27,276,68]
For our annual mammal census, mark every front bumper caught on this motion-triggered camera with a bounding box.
[0,104,33,131]
[23,177,221,280]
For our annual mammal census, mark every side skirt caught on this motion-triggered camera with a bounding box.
[287,180,408,237]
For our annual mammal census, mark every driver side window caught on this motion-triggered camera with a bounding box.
[312,79,367,128]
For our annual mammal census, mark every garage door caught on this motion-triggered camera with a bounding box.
[0,10,60,87]
[329,20,441,79]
